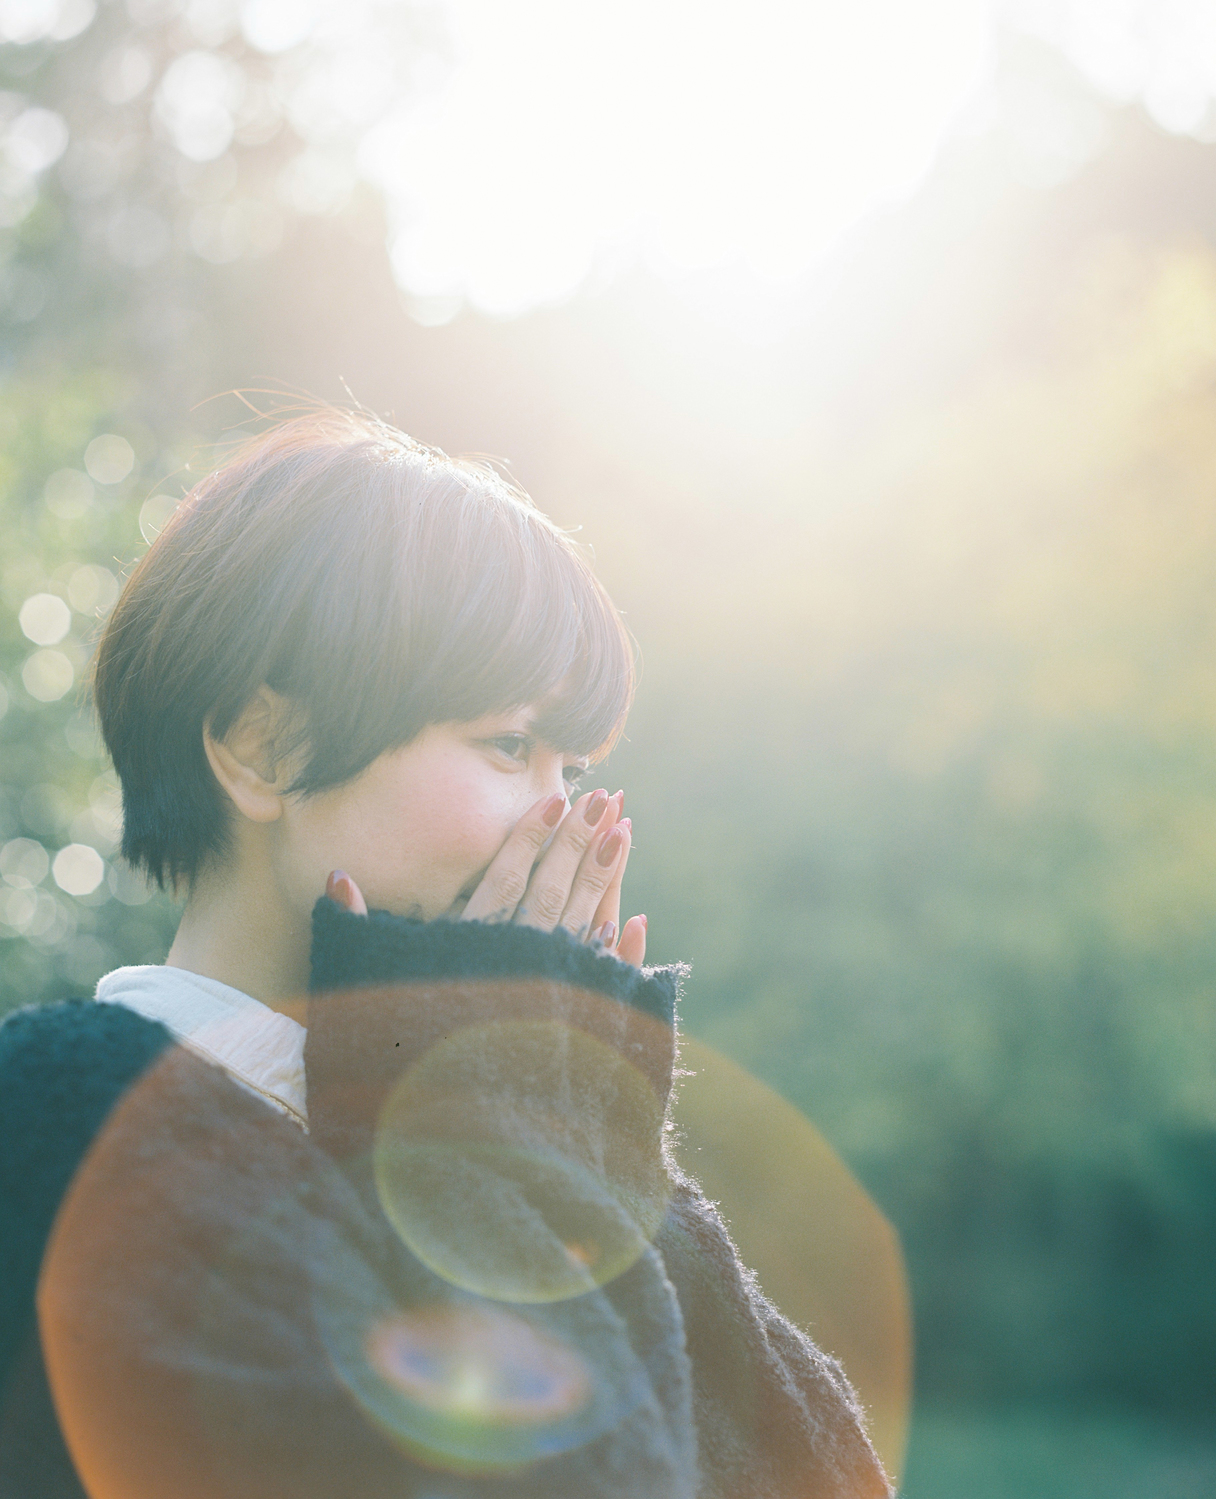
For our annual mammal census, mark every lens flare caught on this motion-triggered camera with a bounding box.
[372,1019,671,1303]
[318,1300,616,1473]
[368,1306,590,1421]
[673,1035,913,1483]
[308,1199,660,1475]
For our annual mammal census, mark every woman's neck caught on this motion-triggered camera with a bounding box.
[165,851,311,1019]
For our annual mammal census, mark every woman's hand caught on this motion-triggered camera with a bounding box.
[459,787,646,967]
[324,787,648,968]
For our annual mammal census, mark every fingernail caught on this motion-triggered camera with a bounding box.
[601,920,617,947]
[327,870,353,910]
[543,792,566,826]
[620,817,631,833]
[639,914,647,930]
[597,826,624,865]
[584,789,609,825]
[614,789,625,808]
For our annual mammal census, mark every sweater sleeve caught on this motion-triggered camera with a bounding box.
[656,1169,892,1499]
[308,898,892,1499]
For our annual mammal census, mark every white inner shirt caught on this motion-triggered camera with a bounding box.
[95,965,308,1130]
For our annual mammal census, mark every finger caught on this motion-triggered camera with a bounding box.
[513,787,613,931]
[460,791,567,923]
[554,818,629,940]
[590,805,628,937]
[616,914,647,967]
[326,869,368,916]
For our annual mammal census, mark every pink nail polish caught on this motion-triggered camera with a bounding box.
[620,818,631,833]
[597,826,624,866]
[601,920,617,947]
[543,792,565,826]
[584,789,609,825]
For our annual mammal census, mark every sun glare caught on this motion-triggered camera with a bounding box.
[360,0,993,321]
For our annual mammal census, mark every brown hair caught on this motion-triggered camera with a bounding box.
[93,408,634,889]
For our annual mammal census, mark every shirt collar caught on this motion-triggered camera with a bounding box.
[95,965,308,1130]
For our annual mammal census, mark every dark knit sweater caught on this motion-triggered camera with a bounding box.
[0,902,890,1498]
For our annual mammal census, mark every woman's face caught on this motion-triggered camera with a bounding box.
[274,709,589,920]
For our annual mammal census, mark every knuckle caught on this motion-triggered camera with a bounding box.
[562,819,595,852]
[490,869,528,910]
[528,885,567,925]
[522,817,553,851]
[579,861,612,892]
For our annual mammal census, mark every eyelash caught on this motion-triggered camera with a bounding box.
[489,735,587,789]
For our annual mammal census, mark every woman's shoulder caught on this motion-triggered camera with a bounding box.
[0,995,173,1080]
[0,999,178,1385]
[0,998,175,1164]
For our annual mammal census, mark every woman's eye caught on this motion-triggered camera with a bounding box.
[490,734,531,762]
[563,763,588,790]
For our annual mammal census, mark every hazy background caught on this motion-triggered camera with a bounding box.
[2,2,1215,1494]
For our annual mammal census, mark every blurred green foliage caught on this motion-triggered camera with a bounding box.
[901,1405,1216,1498]
[602,238,1216,1422]
[0,367,184,1007]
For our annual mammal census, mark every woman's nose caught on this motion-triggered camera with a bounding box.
[535,755,571,806]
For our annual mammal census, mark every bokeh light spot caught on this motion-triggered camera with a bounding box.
[18,591,71,645]
[155,50,242,162]
[22,647,74,702]
[4,108,69,175]
[138,493,178,541]
[83,433,135,484]
[67,563,119,616]
[374,1019,670,1303]
[51,0,93,41]
[0,836,49,888]
[0,0,55,44]
[241,0,317,55]
[52,842,105,896]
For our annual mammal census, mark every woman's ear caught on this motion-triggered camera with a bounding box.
[203,686,298,825]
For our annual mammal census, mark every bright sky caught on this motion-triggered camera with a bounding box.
[1002,0,1216,136]
[359,0,994,321]
[15,0,1216,326]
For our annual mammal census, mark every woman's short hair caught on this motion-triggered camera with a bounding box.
[92,408,634,890]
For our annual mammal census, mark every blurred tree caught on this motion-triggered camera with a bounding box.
[0,0,447,1006]
[606,233,1216,1415]
[1,0,449,408]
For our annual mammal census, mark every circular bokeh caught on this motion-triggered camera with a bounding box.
[372,1019,670,1303]
[312,1253,656,1474]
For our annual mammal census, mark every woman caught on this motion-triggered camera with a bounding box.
[0,409,890,1497]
